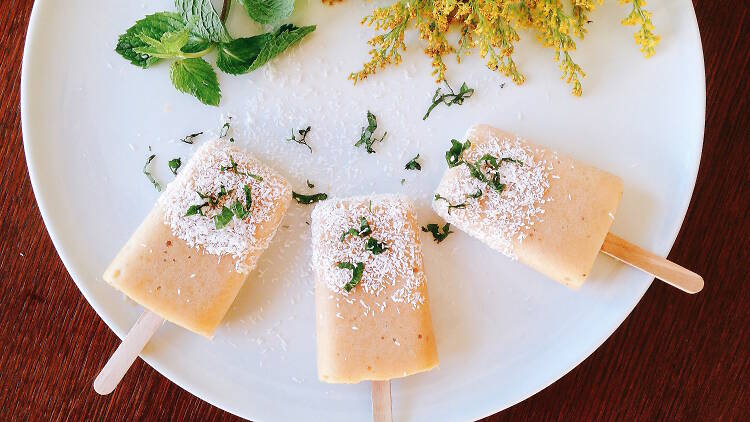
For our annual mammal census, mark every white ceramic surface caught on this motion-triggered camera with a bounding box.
[21,0,704,420]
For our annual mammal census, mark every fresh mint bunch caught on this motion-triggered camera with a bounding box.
[115,0,315,106]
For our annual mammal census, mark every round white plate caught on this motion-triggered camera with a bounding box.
[21,0,704,420]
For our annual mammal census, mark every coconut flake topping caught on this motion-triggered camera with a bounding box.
[433,126,551,257]
[160,138,291,273]
[311,195,425,308]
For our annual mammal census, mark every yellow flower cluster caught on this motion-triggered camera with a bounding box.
[347,0,660,96]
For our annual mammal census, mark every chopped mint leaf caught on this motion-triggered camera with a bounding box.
[400,178,406,185]
[306,180,315,188]
[355,111,386,154]
[168,157,182,175]
[468,189,483,199]
[338,261,364,292]
[214,206,235,229]
[240,0,294,24]
[445,139,471,167]
[220,118,231,137]
[284,126,312,153]
[341,228,359,241]
[143,154,162,191]
[292,191,328,204]
[341,217,372,240]
[365,237,387,255]
[229,200,248,219]
[185,203,207,216]
[422,223,452,243]
[170,57,221,106]
[423,81,474,120]
[405,154,421,170]
[180,131,203,144]
[434,193,466,214]
[243,184,252,211]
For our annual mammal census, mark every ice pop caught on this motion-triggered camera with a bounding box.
[311,195,438,386]
[432,124,703,292]
[95,137,291,393]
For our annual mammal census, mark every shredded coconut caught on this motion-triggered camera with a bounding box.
[311,195,426,308]
[433,126,550,258]
[159,138,291,273]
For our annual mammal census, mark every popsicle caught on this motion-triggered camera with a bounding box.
[311,195,438,420]
[94,138,292,394]
[432,124,703,293]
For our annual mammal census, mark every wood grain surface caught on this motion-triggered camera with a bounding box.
[1,1,748,420]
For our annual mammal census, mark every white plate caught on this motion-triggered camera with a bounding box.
[21,0,704,420]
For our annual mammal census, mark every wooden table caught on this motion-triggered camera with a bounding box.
[1,1,747,420]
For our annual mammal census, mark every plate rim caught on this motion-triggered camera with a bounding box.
[20,0,706,419]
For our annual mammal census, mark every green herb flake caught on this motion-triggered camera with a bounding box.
[354,111,386,154]
[229,200,248,219]
[405,154,422,171]
[306,180,315,188]
[445,139,471,167]
[341,217,372,241]
[168,157,182,175]
[423,81,474,120]
[143,154,162,191]
[292,191,328,205]
[338,261,365,292]
[220,118,232,137]
[422,223,453,244]
[243,184,252,211]
[185,203,207,216]
[434,193,467,214]
[468,189,483,199]
[365,237,387,255]
[285,126,312,153]
[180,131,203,144]
[213,206,235,229]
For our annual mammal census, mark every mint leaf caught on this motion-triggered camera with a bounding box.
[175,0,232,43]
[116,12,186,68]
[229,200,248,219]
[216,34,270,75]
[365,237,387,255]
[422,223,453,243]
[338,262,364,292]
[214,206,235,229]
[240,0,294,24]
[168,157,182,175]
[292,191,327,204]
[143,154,162,191]
[445,139,471,167]
[134,28,190,59]
[170,58,221,106]
[216,25,315,75]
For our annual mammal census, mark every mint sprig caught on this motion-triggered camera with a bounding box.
[115,2,315,106]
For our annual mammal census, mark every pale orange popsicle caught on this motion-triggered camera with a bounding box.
[311,195,438,383]
[433,124,623,288]
[103,138,291,337]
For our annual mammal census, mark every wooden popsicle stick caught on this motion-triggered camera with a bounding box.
[601,232,704,294]
[371,380,393,422]
[93,310,164,395]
